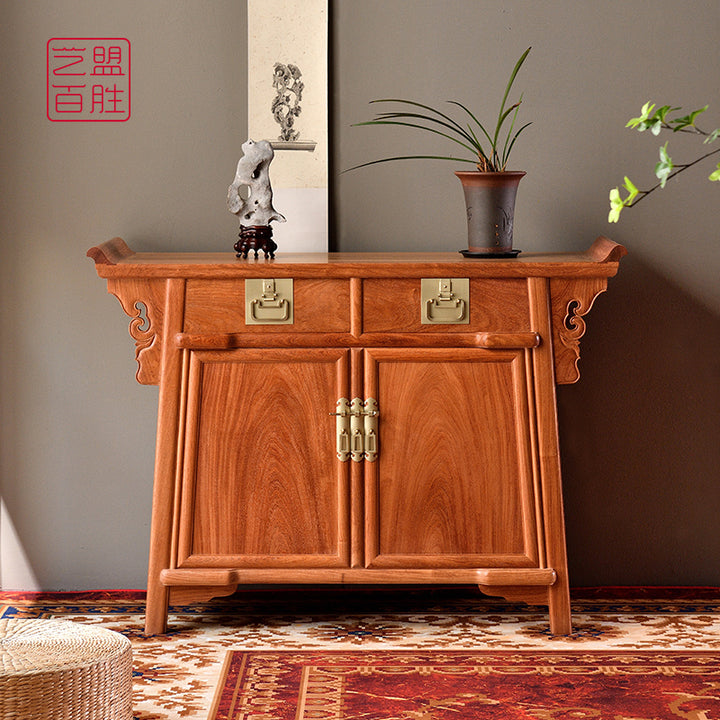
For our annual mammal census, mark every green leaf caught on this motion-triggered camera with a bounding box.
[365,100,478,146]
[710,162,720,182]
[608,187,624,223]
[348,48,532,173]
[654,143,674,187]
[445,100,494,155]
[501,121,532,169]
[626,102,679,135]
[608,176,640,222]
[622,176,639,203]
[704,128,720,144]
[626,102,655,129]
[341,154,477,174]
[671,105,708,131]
[493,46,531,148]
[368,99,478,147]
[655,105,680,123]
[353,117,480,158]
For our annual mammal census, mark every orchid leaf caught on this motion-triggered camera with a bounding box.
[369,99,476,145]
[353,118,479,157]
[342,155,477,174]
[710,162,720,182]
[502,121,532,168]
[374,111,477,146]
[494,46,531,148]
[446,100,494,154]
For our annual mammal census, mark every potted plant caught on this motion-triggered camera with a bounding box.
[347,47,532,256]
[608,101,719,222]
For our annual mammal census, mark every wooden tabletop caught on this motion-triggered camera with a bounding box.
[88,236,627,279]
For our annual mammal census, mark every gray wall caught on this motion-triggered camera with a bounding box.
[1,0,718,590]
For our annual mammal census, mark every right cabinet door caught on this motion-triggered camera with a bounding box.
[364,347,541,569]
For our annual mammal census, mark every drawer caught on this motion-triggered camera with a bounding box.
[362,278,531,333]
[184,279,351,333]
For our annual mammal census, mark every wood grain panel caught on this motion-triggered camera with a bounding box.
[364,347,538,568]
[177,348,350,567]
[183,278,350,333]
[363,278,530,333]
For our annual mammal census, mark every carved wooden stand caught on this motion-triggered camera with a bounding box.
[234,225,277,259]
[88,236,626,636]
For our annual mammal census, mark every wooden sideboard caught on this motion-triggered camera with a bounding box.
[88,236,626,635]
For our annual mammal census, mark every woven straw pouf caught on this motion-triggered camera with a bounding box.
[0,618,132,720]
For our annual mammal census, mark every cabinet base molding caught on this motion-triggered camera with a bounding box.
[160,567,557,587]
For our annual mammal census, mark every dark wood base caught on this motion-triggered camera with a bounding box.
[234,225,277,259]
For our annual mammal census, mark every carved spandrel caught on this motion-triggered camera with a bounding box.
[107,278,166,385]
[550,277,608,385]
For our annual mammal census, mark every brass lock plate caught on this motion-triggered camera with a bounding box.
[420,278,470,324]
[245,279,294,325]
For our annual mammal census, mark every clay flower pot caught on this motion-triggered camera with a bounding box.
[456,171,525,257]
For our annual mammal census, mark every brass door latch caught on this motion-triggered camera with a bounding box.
[331,397,379,462]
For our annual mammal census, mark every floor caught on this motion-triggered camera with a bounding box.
[2,587,719,719]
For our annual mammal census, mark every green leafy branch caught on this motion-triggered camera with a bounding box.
[609,102,720,222]
[345,47,532,174]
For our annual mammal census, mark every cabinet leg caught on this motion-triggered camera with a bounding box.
[547,573,572,635]
[144,578,170,636]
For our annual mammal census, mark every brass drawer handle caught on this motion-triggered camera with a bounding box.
[425,296,466,322]
[245,279,293,324]
[421,278,470,324]
[249,296,290,322]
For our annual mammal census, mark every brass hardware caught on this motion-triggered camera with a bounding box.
[334,398,351,461]
[421,278,470,324]
[245,278,293,324]
[330,397,380,462]
[363,397,379,462]
[350,397,365,462]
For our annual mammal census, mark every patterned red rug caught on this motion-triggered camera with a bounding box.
[209,649,720,719]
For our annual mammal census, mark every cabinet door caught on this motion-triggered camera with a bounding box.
[364,347,540,569]
[177,348,350,568]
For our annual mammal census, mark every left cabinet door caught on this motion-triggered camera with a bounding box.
[176,347,351,569]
